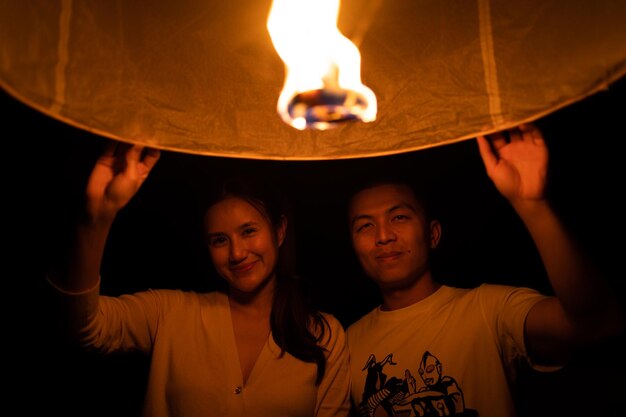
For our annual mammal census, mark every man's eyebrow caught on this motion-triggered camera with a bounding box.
[388,203,418,214]
[351,214,373,228]
[351,203,417,226]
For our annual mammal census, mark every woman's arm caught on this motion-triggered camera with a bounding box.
[52,141,160,292]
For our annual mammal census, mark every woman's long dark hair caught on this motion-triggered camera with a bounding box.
[202,175,328,385]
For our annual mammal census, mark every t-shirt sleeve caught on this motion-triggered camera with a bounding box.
[314,313,352,417]
[47,275,180,354]
[478,284,552,371]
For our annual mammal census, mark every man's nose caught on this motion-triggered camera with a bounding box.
[375,223,396,245]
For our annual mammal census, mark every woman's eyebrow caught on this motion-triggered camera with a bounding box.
[237,221,260,231]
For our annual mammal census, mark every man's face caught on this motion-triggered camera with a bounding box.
[349,183,438,291]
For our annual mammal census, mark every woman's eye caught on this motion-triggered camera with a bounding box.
[210,236,226,246]
[243,228,257,236]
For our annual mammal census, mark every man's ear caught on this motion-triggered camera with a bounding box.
[277,215,288,247]
[429,220,442,249]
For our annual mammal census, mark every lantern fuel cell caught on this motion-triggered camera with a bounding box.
[267,0,377,131]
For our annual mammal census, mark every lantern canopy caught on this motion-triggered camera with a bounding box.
[1,0,625,160]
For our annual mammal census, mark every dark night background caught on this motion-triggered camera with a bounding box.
[4,75,626,416]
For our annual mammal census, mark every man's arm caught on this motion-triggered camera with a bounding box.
[477,123,624,365]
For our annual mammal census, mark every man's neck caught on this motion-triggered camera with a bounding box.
[380,275,441,311]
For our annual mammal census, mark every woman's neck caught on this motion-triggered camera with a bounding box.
[228,276,276,317]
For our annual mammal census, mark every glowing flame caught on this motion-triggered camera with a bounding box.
[267,0,377,130]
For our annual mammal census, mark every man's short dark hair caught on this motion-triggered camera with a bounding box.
[344,171,437,225]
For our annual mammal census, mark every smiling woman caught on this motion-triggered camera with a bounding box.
[43,141,351,416]
[205,196,285,297]
[2,0,626,158]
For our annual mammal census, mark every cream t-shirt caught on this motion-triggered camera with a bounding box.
[347,284,548,417]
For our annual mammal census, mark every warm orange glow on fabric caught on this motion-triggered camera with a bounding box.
[2,0,626,159]
[267,0,377,130]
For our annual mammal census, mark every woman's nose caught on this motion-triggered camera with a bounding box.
[229,239,247,263]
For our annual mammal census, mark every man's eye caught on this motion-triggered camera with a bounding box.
[356,223,372,233]
[393,214,409,221]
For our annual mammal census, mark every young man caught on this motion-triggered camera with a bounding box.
[345,123,624,417]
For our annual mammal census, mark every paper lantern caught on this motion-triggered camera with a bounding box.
[1,0,625,160]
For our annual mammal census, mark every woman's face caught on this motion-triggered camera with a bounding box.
[204,196,286,296]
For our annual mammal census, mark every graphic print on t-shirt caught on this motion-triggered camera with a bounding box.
[358,351,478,417]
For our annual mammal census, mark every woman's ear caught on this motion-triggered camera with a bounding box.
[276,215,288,247]
[429,220,442,249]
